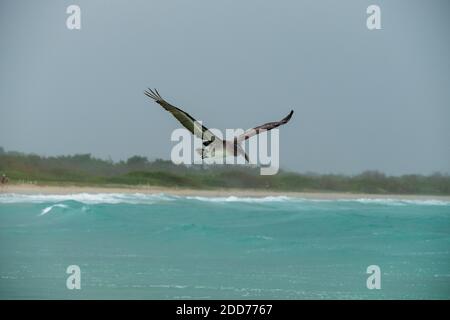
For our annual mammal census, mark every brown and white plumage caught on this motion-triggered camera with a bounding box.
[145,88,293,162]
[144,88,217,146]
[235,110,294,143]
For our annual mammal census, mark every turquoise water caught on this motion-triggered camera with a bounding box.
[0,193,449,299]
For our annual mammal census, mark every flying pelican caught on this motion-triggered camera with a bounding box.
[144,88,293,162]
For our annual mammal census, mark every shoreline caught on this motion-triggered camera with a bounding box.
[1,183,450,201]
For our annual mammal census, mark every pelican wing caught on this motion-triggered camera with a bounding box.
[145,88,218,146]
[236,110,294,143]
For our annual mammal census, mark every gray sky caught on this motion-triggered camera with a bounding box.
[1,0,449,175]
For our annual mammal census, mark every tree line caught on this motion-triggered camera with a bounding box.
[0,148,449,195]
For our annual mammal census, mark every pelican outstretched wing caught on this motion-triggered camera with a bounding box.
[235,110,294,143]
[145,88,218,146]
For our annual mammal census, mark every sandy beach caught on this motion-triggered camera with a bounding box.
[1,183,450,201]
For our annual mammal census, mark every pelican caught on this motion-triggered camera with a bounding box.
[144,88,293,162]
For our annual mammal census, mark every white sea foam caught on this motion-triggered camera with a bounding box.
[339,198,450,206]
[0,193,448,206]
[185,195,292,203]
[0,193,174,205]
[39,204,68,216]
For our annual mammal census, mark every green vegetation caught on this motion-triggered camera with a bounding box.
[0,149,449,195]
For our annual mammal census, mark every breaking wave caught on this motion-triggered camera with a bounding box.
[39,204,68,216]
[185,196,292,203]
[0,193,448,206]
[0,193,174,205]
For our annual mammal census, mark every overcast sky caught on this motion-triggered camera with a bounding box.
[0,0,449,175]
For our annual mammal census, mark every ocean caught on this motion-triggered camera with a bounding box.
[0,193,449,299]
